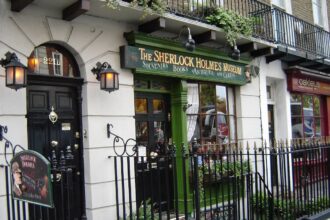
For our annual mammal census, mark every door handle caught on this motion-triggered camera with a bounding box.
[51,140,58,148]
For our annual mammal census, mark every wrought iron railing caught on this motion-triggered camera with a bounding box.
[111,139,330,220]
[271,8,330,59]
[164,0,330,59]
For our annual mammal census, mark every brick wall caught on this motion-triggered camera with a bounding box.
[291,0,314,23]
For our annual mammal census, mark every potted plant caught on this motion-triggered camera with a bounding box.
[105,0,166,17]
[206,7,254,47]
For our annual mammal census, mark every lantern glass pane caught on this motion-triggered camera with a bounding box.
[6,67,14,85]
[115,73,119,89]
[15,67,25,84]
[101,73,106,89]
[106,72,114,89]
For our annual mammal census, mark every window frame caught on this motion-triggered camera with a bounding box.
[290,93,324,139]
[312,0,324,27]
[186,82,237,151]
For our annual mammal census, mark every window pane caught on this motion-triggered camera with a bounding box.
[216,85,227,114]
[304,116,314,138]
[290,94,302,116]
[200,84,216,113]
[227,87,235,115]
[303,95,313,109]
[153,99,164,114]
[201,114,216,141]
[136,121,148,144]
[154,121,165,144]
[134,79,148,89]
[151,81,170,91]
[315,118,321,137]
[314,96,320,116]
[187,114,200,143]
[187,83,200,142]
[135,98,147,114]
[292,117,302,138]
[27,46,77,77]
[272,0,285,8]
[312,0,323,26]
[218,113,229,144]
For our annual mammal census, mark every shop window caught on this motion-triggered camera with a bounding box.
[186,83,236,153]
[27,44,78,77]
[290,93,324,139]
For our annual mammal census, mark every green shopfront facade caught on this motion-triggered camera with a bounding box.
[120,32,250,210]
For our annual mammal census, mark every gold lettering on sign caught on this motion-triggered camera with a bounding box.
[139,48,152,61]
[153,51,195,67]
[137,47,242,75]
[223,63,241,75]
[195,58,222,71]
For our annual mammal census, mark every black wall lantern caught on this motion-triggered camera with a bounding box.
[91,62,119,92]
[0,52,27,90]
[178,26,195,52]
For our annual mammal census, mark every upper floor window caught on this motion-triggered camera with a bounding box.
[272,0,286,9]
[27,44,78,78]
[312,0,323,27]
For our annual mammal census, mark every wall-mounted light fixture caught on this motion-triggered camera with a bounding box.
[178,26,195,52]
[230,45,240,60]
[91,62,119,92]
[0,52,27,90]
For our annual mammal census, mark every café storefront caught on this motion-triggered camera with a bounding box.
[287,68,330,139]
[120,32,250,209]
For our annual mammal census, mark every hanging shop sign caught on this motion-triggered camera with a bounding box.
[120,46,247,85]
[287,71,330,95]
[10,150,54,208]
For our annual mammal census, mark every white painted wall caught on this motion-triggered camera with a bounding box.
[236,67,262,147]
[258,57,291,143]
[0,0,137,219]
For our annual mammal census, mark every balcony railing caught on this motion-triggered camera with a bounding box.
[271,8,330,59]
[163,0,330,59]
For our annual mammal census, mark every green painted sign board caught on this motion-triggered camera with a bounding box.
[120,46,247,85]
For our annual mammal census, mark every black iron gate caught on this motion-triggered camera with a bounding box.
[111,137,330,220]
[1,123,86,220]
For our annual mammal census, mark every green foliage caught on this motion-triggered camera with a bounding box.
[122,199,159,220]
[104,0,166,18]
[206,7,254,47]
[199,160,250,177]
[251,193,330,219]
[198,160,250,202]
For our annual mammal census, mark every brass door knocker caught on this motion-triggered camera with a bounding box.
[49,106,58,124]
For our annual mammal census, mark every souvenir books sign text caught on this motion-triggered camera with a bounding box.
[120,46,247,85]
[10,150,53,208]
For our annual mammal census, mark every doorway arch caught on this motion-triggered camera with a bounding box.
[26,43,86,220]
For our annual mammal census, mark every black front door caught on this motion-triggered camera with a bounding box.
[268,104,278,186]
[27,84,84,220]
[134,92,173,211]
